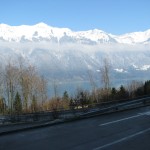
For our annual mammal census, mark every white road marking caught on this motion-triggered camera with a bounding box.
[99,113,144,126]
[93,127,150,150]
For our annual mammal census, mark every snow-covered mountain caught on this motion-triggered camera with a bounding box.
[0,23,150,87]
[0,22,116,44]
[1,22,150,44]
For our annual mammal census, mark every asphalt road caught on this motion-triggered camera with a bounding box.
[0,106,150,150]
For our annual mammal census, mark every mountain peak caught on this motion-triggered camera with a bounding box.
[34,22,49,28]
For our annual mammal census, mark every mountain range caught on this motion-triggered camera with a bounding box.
[1,22,150,44]
[0,23,150,94]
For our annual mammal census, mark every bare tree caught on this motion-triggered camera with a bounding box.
[100,58,111,101]
[4,61,20,114]
[53,80,59,99]
[0,65,4,99]
[19,67,30,112]
[38,76,48,110]
[87,69,98,103]
[0,56,48,114]
[17,58,48,112]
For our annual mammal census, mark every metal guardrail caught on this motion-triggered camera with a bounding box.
[0,96,150,124]
[80,96,150,117]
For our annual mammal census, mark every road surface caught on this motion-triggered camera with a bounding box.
[0,106,150,150]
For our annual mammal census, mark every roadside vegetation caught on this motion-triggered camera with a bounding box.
[0,58,150,116]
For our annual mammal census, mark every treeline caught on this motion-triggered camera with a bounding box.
[0,58,150,115]
[1,78,150,115]
[63,80,150,110]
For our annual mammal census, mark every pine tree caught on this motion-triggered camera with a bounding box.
[14,92,22,114]
[118,85,128,99]
[144,80,150,95]
[63,91,69,100]
[111,87,117,100]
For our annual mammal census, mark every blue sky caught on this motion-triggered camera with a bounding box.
[0,0,150,34]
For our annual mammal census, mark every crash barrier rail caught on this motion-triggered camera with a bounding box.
[0,95,150,124]
[81,96,150,117]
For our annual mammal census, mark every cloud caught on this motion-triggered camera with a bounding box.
[1,40,150,53]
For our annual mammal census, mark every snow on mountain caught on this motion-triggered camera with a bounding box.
[1,23,150,44]
[114,68,127,73]
[0,22,73,42]
[132,64,150,71]
[76,29,115,43]
[113,29,150,44]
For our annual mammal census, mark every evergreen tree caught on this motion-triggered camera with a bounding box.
[111,87,117,100]
[77,91,88,108]
[118,85,129,99]
[135,86,144,97]
[63,91,69,100]
[144,80,150,95]
[14,92,22,114]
